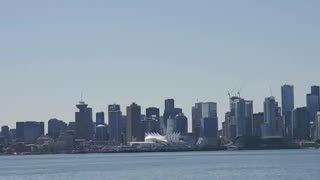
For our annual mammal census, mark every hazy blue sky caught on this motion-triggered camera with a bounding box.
[1,0,320,131]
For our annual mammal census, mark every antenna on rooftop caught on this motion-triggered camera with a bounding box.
[80,91,84,102]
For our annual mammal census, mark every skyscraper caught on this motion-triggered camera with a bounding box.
[1,126,10,145]
[121,115,127,143]
[96,112,105,126]
[108,104,122,143]
[281,85,294,137]
[165,99,175,112]
[222,112,235,142]
[230,97,245,137]
[229,97,253,138]
[252,112,264,137]
[307,86,320,123]
[311,86,320,96]
[75,101,94,140]
[262,97,282,137]
[175,113,188,135]
[281,85,295,114]
[95,125,107,141]
[192,102,218,145]
[192,103,202,139]
[126,103,144,142]
[293,107,310,140]
[16,122,25,142]
[166,116,176,135]
[163,99,175,131]
[23,121,45,144]
[245,100,253,136]
[144,107,160,133]
[48,118,67,139]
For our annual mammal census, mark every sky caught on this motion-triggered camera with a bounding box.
[0,0,320,132]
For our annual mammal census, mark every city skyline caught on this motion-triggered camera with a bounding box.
[2,84,320,148]
[1,1,320,130]
[0,84,319,132]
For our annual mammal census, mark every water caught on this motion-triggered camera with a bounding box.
[0,149,320,180]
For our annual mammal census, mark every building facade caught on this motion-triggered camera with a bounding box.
[108,104,122,143]
[315,112,320,140]
[23,121,45,144]
[262,97,282,137]
[75,101,94,140]
[175,113,188,135]
[293,107,310,140]
[48,119,67,139]
[252,112,264,137]
[126,103,144,142]
[281,85,294,137]
[96,112,105,126]
[144,107,161,134]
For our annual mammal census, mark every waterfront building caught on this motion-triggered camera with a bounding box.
[96,112,105,126]
[108,104,122,143]
[293,107,310,140]
[75,101,94,140]
[48,119,67,139]
[281,85,294,137]
[126,103,144,142]
[144,132,184,145]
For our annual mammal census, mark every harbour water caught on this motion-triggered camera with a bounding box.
[0,149,319,180]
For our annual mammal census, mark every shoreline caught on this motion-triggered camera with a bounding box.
[1,146,314,156]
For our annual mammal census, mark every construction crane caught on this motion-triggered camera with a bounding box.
[228,88,236,98]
